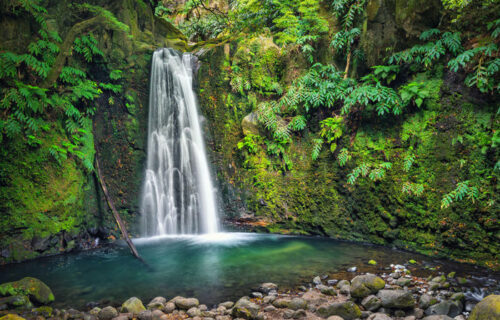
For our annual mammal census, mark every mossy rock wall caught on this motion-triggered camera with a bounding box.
[0,0,186,264]
[197,20,499,269]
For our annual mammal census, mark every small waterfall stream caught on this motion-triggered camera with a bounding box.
[141,48,218,236]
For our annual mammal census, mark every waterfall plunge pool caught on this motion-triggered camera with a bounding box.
[0,233,498,309]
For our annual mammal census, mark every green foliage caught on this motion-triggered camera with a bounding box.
[403,152,416,172]
[237,134,262,154]
[318,116,343,154]
[74,34,104,62]
[347,162,392,184]
[441,180,480,209]
[402,182,424,197]
[399,81,432,108]
[338,148,351,166]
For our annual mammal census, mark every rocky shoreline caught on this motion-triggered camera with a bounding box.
[1,264,499,320]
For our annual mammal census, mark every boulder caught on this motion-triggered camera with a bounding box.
[137,310,152,320]
[425,300,462,318]
[147,297,166,310]
[0,315,26,320]
[174,297,199,310]
[421,316,453,320]
[351,274,386,298]
[272,298,290,308]
[0,295,31,309]
[163,302,175,313]
[377,290,415,309]
[0,277,54,304]
[288,298,307,311]
[367,313,392,320]
[397,278,412,287]
[468,295,500,320]
[187,307,201,317]
[151,310,165,320]
[317,285,336,296]
[317,301,362,320]
[419,294,438,309]
[293,309,307,319]
[232,297,260,319]
[241,112,259,136]
[313,276,322,285]
[362,295,382,311]
[326,316,344,320]
[219,301,234,309]
[121,297,146,315]
[98,306,119,320]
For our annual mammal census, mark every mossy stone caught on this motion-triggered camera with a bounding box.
[0,277,54,304]
[469,295,500,320]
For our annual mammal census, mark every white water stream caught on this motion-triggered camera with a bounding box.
[141,48,218,236]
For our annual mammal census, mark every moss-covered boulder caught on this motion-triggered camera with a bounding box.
[121,297,146,315]
[377,290,415,309]
[316,301,362,320]
[351,274,386,298]
[0,277,54,305]
[232,297,260,319]
[0,315,26,320]
[469,295,500,320]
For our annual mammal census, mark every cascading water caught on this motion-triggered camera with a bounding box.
[141,48,218,236]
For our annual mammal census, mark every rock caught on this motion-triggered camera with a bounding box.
[328,280,339,286]
[390,273,401,279]
[395,310,406,317]
[468,295,500,320]
[457,278,467,285]
[232,297,260,319]
[377,290,415,309]
[121,297,146,315]
[425,301,462,318]
[409,260,417,264]
[90,307,102,316]
[447,272,456,279]
[187,307,201,317]
[219,301,234,309]
[284,309,295,318]
[288,298,307,311]
[326,316,344,320]
[151,310,165,320]
[420,294,438,309]
[337,280,350,288]
[351,274,386,298]
[347,267,358,272]
[0,315,26,320]
[340,284,351,295]
[273,298,290,308]
[428,282,440,291]
[318,285,337,296]
[199,304,207,311]
[397,278,413,287]
[257,283,278,294]
[362,295,382,312]
[450,293,464,302]
[412,308,425,319]
[0,295,31,309]
[251,292,263,298]
[98,306,119,320]
[453,315,465,320]
[175,297,199,310]
[293,309,307,319]
[263,305,276,312]
[432,276,446,283]
[147,297,166,310]
[163,302,175,313]
[421,316,454,320]
[137,310,152,320]
[111,315,129,320]
[313,276,322,285]
[263,295,276,304]
[317,301,362,320]
[405,316,416,320]
[369,260,377,265]
[241,112,260,136]
[367,312,392,320]
[0,277,55,304]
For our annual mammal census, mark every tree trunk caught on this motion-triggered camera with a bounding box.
[344,50,351,79]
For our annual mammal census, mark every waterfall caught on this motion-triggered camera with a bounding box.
[141,48,218,236]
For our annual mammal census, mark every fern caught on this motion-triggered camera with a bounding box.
[338,148,350,166]
[311,139,323,160]
[403,153,416,172]
[441,180,480,209]
[402,182,424,197]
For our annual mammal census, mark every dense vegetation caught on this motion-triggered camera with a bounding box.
[0,0,498,268]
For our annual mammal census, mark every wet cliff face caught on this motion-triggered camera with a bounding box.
[196,0,499,269]
[0,0,186,264]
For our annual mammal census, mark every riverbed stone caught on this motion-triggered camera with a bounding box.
[219,301,234,309]
[351,274,386,298]
[0,315,27,320]
[317,301,362,320]
[273,298,290,308]
[0,277,55,304]
[377,290,415,309]
[283,309,295,318]
[151,309,165,320]
[293,309,307,318]
[368,313,392,320]
[187,307,201,317]
[421,316,454,320]
[420,294,438,309]
[425,300,462,317]
[313,276,322,285]
[137,310,152,320]
[263,295,276,304]
[90,307,101,317]
[468,295,500,320]
[326,316,344,320]
[121,297,146,315]
[397,278,413,287]
[98,306,119,320]
[163,302,175,313]
[232,297,260,319]
[0,295,31,309]
[362,295,382,311]
[263,305,276,312]
[147,297,166,310]
[257,283,278,294]
[175,297,199,310]
[288,298,307,310]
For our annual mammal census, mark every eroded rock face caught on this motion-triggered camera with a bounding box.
[469,295,500,320]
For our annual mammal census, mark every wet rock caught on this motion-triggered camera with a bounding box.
[450,293,464,302]
[147,297,166,310]
[219,301,234,309]
[232,297,260,319]
[175,297,199,310]
[390,273,401,279]
[121,297,146,315]
[395,310,406,317]
[288,298,307,311]
[0,277,55,304]
[263,295,276,304]
[429,282,440,291]
[425,300,462,318]
[251,292,263,298]
[351,274,386,298]
[457,278,467,285]
[367,312,392,320]
[90,307,101,317]
[0,295,31,309]
[397,278,413,287]
[317,301,362,320]
[421,316,454,320]
[98,306,119,320]
[242,112,260,136]
[318,285,337,296]
[283,309,295,318]
[137,310,152,320]
[326,316,344,320]
[187,307,201,317]
[293,309,307,319]
[468,295,500,320]
[328,280,339,286]
[411,308,425,319]
[348,267,358,272]
[263,305,276,312]
[273,298,290,308]
[313,276,322,285]
[257,283,278,294]
[419,294,438,309]
[163,302,175,313]
[362,295,382,311]
[377,290,415,309]
[465,301,476,312]
[151,310,165,320]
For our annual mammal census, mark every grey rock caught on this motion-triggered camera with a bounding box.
[313,276,322,285]
[283,309,295,319]
[425,301,462,318]
[293,309,307,319]
[337,280,350,288]
[390,273,401,279]
[288,298,307,311]
[252,292,263,298]
[362,311,373,318]
[450,293,464,302]
[232,297,260,319]
[137,310,152,320]
[377,290,415,309]
[257,283,278,294]
[121,297,146,315]
[263,295,276,304]
[421,316,454,320]
[317,284,336,296]
[395,310,406,317]
[219,301,234,309]
[326,317,344,320]
[163,302,176,313]
[98,306,119,320]
[351,274,386,298]
[328,280,339,286]
[175,297,199,310]
[199,304,207,311]
[340,284,351,295]
[317,301,362,320]
[90,307,102,317]
[273,298,290,308]
[263,305,276,312]
[187,307,201,317]
[147,297,166,310]
[362,295,382,311]
[368,312,392,320]
[151,310,165,320]
[348,267,358,272]
[397,278,413,287]
[419,294,438,309]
